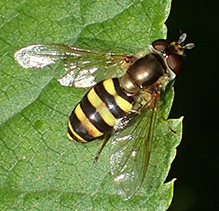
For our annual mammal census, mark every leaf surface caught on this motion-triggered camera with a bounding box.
[0,0,181,210]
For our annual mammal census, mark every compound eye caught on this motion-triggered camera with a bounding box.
[166,54,183,75]
[152,39,170,53]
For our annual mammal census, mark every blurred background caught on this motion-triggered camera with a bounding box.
[166,0,219,210]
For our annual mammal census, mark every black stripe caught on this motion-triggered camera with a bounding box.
[69,109,95,142]
[94,78,132,118]
[113,78,134,103]
[80,94,113,133]
[67,125,87,143]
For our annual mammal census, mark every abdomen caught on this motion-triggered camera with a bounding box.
[67,78,134,143]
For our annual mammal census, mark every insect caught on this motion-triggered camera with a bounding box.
[14,33,194,199]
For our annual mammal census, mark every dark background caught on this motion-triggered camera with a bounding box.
[166,0,219,210]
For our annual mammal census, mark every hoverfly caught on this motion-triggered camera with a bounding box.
[14,33,194,199]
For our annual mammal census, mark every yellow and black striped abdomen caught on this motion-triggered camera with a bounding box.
[67,78,134,143]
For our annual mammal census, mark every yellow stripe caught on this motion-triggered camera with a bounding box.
[67,132,74,141]
[103,79,132,113]
[67,121,87,143]
[87,88,116,126]
[114,95,132,112]
[75,104,103,137]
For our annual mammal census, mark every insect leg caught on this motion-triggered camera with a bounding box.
[94,133,110,163]
[157,110,178,134]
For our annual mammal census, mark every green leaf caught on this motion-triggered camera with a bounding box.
[0,0,182,210]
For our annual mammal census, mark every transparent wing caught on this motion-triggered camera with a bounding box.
[14,44,134,88]
[110,103,157,200]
